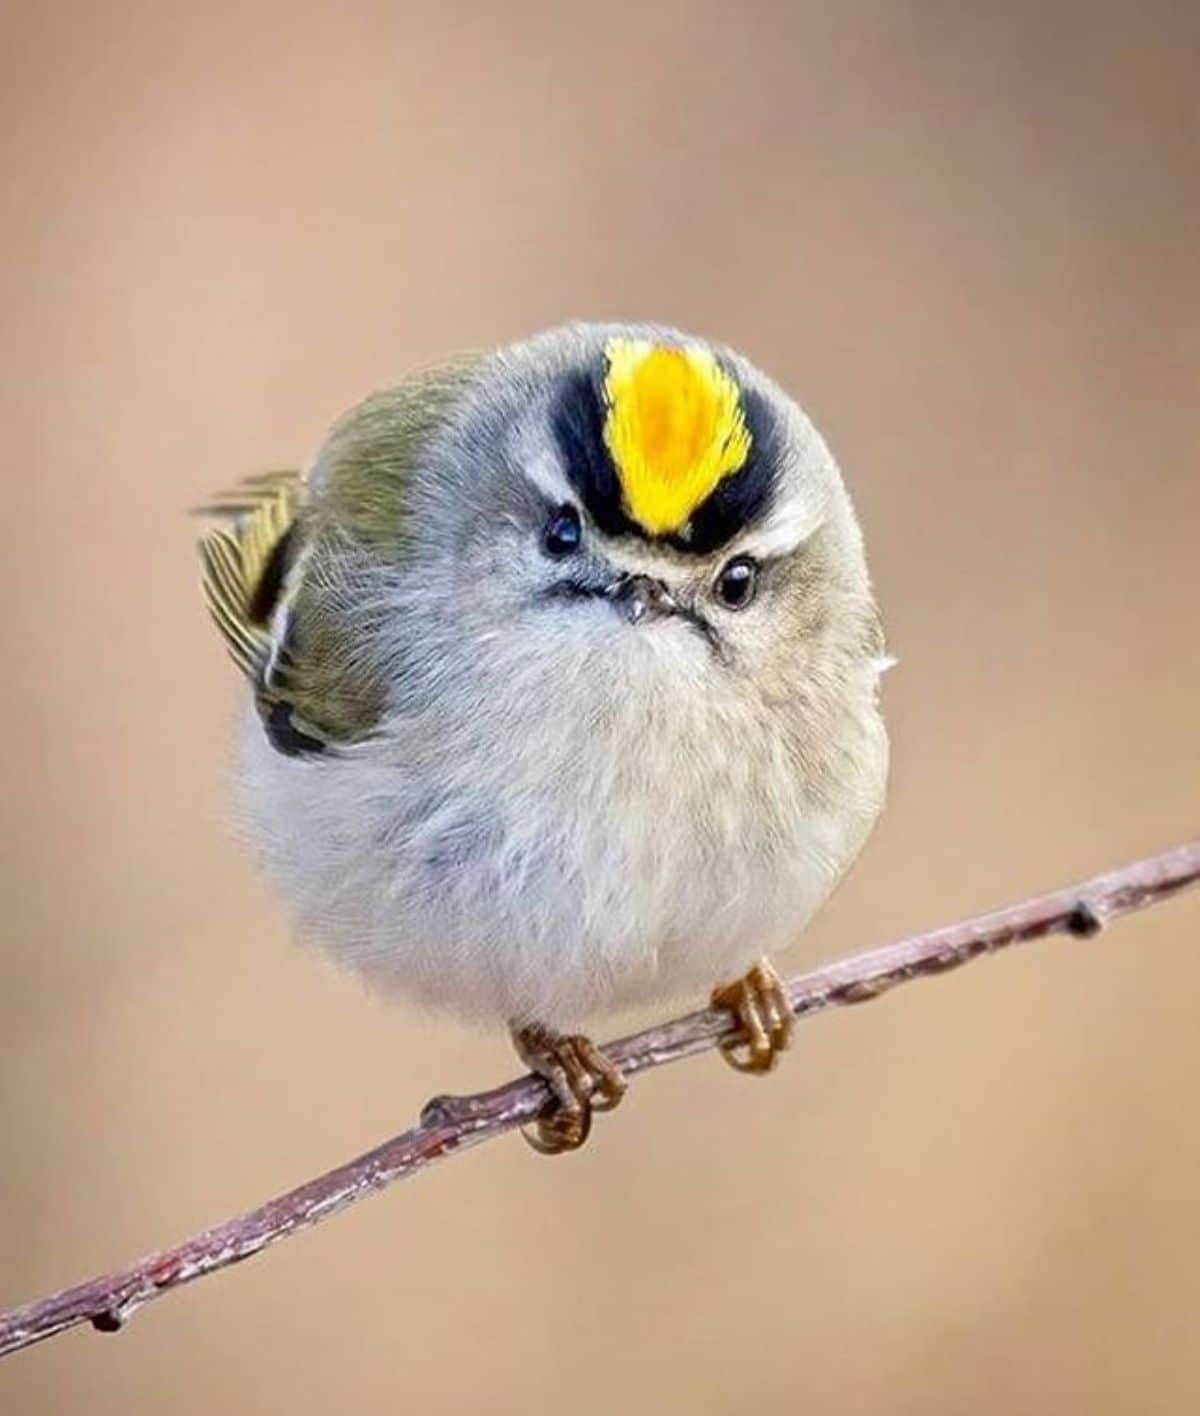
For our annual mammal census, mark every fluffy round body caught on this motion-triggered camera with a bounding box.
[225,324,889,1030]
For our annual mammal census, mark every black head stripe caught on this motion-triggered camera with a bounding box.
[549,362,781,555]
[550,368,636,539]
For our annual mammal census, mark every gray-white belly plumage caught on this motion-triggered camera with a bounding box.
[235,673,885,1030]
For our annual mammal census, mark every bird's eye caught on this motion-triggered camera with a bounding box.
[714,555,758,610]
[542,505,582,558]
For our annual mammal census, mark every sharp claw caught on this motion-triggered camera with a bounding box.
[521,1102,592,1155]
[589,1077,625,1112]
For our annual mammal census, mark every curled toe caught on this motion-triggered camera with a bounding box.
[511,1025,626,1157]
[712,959,793,1077]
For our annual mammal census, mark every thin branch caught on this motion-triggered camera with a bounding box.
[2,840,1198,1360]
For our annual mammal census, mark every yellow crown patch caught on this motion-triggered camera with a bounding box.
[601,338,751,536]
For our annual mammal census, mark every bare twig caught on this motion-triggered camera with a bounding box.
[2,840,1197,1360]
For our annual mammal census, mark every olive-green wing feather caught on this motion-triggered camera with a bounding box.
[196,355,485,753]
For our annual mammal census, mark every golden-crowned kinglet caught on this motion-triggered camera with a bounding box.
[199,323,889,1152]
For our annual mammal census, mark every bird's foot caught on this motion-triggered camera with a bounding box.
[711,958,794,1074]
[511,1023,627,1155]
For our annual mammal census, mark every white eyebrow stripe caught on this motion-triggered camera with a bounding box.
[510,421,576,506]
[524,453,574,505]
[734,496,823,561]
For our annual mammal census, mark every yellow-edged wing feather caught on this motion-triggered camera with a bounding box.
[196,469,301,679]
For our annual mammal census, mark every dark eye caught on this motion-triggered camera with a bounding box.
[714,555,758,609]
[542,504,582,558]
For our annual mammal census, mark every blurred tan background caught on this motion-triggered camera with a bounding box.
[2,2,1198,1412]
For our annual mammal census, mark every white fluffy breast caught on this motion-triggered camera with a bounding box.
[235,613,886,1031]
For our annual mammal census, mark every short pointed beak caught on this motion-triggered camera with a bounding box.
[608,573,678,625]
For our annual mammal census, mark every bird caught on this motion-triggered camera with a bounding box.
[197,322,889,1153]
